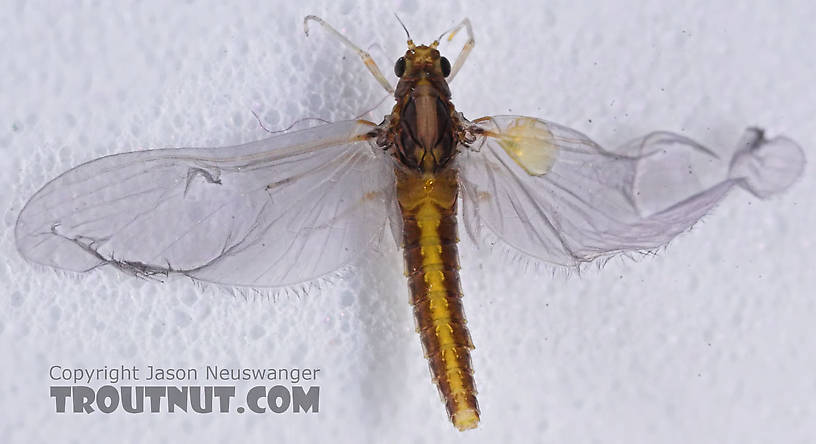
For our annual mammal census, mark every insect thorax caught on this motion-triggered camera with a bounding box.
[379,44,464,174]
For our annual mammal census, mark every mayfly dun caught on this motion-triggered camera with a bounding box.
[15,16,805,431]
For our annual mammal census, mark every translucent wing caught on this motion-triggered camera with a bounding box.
[459,116,804,267]
[16,120,394,288]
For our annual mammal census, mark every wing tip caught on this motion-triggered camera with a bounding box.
[729,127,806,198]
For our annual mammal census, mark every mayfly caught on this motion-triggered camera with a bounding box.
[15,16,804,431]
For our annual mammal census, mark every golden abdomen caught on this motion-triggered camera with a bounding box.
[395,167,479,431]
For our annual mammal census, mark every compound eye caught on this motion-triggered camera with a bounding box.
[440,56,451,77]
[394,57,406,77]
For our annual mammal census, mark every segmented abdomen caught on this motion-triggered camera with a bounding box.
[395,167,480,431]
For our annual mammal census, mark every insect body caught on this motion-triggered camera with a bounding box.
[15,16,805,431]
[385,40,479,429]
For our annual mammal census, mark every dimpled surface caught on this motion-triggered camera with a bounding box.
[1,1,814,443]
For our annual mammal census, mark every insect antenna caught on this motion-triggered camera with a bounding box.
[393,13,413,43]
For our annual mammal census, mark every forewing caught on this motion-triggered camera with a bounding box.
[16,120,394,288]
[459,116,804,267]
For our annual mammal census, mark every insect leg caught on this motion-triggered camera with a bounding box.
[439,18,474,82]
[304,15,395,95]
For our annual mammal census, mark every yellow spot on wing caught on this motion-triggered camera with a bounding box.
[497,117,559,176]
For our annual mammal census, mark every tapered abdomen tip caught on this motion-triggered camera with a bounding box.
[452,408,480,431]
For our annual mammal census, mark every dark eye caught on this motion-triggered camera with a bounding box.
[394,57,406,77]
[440,56,451,77]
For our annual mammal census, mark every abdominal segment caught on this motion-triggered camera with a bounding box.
[395,167,480,431]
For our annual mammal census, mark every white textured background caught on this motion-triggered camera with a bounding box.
[1,1,814,443]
